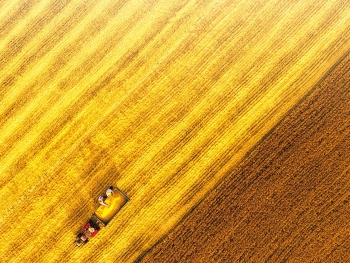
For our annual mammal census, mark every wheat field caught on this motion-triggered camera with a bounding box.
[1,0,350,262]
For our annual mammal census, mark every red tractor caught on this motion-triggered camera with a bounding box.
[74,186,129,247]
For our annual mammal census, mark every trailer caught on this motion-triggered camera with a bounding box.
[74,186,129,247]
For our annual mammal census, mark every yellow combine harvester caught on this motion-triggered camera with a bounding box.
[74,186,129,247]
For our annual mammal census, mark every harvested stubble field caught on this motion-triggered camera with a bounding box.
[0,0,350,262]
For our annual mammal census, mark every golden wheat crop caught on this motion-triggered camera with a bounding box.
[1,0,350,262]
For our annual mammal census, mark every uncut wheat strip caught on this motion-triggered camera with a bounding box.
[263,115,350,213]
[2,160,116,262]
[0,7,206,241]
[0,0,196,204]
[292,198,350,261]
[27,167,121,262]
[0,0,197,233]
[0,0,135,128]
[200,132,312,262]
[0,0,190,143]
[5,193,86,262]
[0,0,118,116]
[321,232,350,262]
[0,0,213,155]
[0,0,77,68]
[0,0,32,28]
[276,214,349,263]
[0,0,134,159]
[0,0,56,54]
[0,0,179,176]
[0,0,9,8]
[265,189,350,261]
[0,0,39,44]
[0,0,96,76]
[0,0,234,200]
[6,0,216,142]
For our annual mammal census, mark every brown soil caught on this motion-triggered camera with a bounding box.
[138,54,350,262]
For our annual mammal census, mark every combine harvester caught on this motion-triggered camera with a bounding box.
[74,186,129,247]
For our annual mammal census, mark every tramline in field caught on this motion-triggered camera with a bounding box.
[74,186,129,247]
